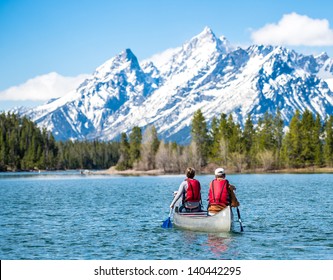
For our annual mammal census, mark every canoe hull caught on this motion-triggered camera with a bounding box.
[173,206,233,233]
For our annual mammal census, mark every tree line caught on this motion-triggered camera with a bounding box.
[117,109,333,173]
[2,110,333,173]
[190,109,333,172]
[0,113,119,171]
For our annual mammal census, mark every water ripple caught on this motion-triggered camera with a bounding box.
[0,173,332,259]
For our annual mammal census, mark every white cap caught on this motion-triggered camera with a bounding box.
[215,168,225,176]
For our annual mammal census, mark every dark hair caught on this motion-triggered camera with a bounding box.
[185,167,195,179]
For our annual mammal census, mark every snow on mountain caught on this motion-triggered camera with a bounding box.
[19,27,333,143]
[23,49,157,140]
[315,53,333,91]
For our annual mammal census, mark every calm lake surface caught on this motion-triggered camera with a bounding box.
[0,172,332,260]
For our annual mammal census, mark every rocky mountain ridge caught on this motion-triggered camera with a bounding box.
[19,27,333,143]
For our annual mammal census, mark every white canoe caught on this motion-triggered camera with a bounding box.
[173,206,233,233]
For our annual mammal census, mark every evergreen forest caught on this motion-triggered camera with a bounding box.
[1,110,333,173]
[0,113,119,171]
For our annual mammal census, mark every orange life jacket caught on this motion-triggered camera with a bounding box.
[208,179,229,206]
[185,178,201,202]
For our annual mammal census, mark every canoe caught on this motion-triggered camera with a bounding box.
[173,206,233,233]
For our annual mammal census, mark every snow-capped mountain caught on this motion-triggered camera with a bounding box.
[19,27,333,143]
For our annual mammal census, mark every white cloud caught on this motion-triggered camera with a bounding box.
[0,72,89,101]
[251,13,333,46]
[142,46,181,69]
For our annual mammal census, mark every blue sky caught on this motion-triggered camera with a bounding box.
[1,0,333,110]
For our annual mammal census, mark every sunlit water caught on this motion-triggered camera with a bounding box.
[0,172,332,259]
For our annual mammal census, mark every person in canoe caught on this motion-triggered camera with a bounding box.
[207,168,240,215]
[170,167,202,212]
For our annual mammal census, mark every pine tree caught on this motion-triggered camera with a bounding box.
[226,115,244,170]
[282,110,302,168]
[8,124,20,170]
[218,113,228,140]
[217,113,229,166]
[323,115,333,167]
[191,109,210,168]
[313,113,323,167]
[228,115,243,153]
[209,116,221,163]
[129,126,142,167]
[242,114,256,168]
[273,110,284,168]
[0,114,6,171]
[300,109,315,166]
[256,112,275,152]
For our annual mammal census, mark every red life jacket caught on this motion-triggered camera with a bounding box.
[208,179,229,206]
[185,178,201,202]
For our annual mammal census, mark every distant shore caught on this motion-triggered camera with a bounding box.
[93,166,333,176]
[2,166,333,175]
[94,166,167,176]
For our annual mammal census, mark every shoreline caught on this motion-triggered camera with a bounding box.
[2,166,333,175]
[94,167,167,176]
[93,166,333,176]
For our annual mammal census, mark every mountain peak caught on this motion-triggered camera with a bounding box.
[200,26,215,37]
[191,26,218,43]
[182,26,232,56]
[114,48,139,67]
[121,48,136,61]
[94,48,141,77]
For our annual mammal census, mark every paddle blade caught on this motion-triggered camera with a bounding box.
[161,217,172,228]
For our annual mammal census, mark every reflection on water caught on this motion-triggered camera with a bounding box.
[176,229,235,259]
[205,233,232,258]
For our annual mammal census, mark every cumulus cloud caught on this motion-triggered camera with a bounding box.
[0,72,89,101]
[251,13,333,46]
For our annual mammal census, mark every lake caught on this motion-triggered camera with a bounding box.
[0,172,332,260]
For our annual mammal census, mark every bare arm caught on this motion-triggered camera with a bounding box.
[170,181,186,208]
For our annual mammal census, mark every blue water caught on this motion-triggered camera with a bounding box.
[0,172,332,260]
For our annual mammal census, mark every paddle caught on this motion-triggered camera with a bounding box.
[161,208,173,228]
[236,207,244,232]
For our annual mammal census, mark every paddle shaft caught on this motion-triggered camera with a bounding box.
[236,207,244,232]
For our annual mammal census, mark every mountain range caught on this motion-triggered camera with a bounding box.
[17,27,333,143]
